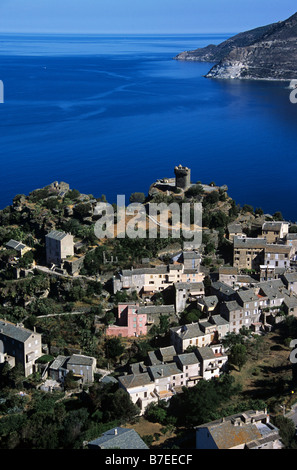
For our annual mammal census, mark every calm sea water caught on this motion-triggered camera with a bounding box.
[0,33,297,220]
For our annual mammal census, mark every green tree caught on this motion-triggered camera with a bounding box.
[144,402,168,424]
[185,184,204,199]
[242,204,254,213]
[273,415,296,448]
[229,343,247,370]
[273,211,283,221]
[105,337,125,361]
[129,192,146,204]
[64,371,78,391]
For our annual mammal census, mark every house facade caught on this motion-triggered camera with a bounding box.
[118,345,227,414]
[233,237,267,270]
[0,320,42,377]
[264,244,291,269]
[174,281,205,313]
[262,221,289,244]
[48,354,96,385]
[45,230,74,266]
[106,303,176,338]
[113,264,183,296]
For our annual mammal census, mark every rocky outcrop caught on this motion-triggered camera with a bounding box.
[174,22,279,63]
[175,11,297,81]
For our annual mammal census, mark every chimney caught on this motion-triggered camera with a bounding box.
[114,428,118,435]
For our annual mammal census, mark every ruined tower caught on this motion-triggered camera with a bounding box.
[174,165,191,191]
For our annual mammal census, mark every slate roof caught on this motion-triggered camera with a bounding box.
[211,315,229,326]
[236,289,259,303]
[211,281,236,297]
[196,346,215,360]
[50,355,68,370]
[286,233,297,240]
[196,411,280,449]
[223,300,243,312]
[183,251,201,259]
[219,266,238,275]
[174,281,204,290]
[88,427,149,450]
[148,351,162,366]
[118,372,153,389]
[199,295,218,308]
[257,279,284,290]
[283,293,297,309]
[148,362,182,380]
[0,320,35,343]
[265,244,291,254]
[283,272,297,283]
[227,223,243,233]
[170,323,204,339]
[262,221,287,231]
[234,237,266,249]
[5,239,27,251]
[159,345,177,361]
[121,265,182,277]
[67,354,95,367]
[176,352,199,366]
[137,305,175,315]
[46,230,68,241]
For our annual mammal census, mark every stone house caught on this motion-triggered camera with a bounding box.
[218,266,238,286]
[45,230,74,266]
[48,354,96,385]
[210,314,230,340]
[195,344,228,381]
[174,352,202,387]
[118,372,159,413]
[220,300,245,334]
[211,281,237,302]
[113,264,183,296]
[0,320,42,377]
[106,303,176,338]
[5,239,32,257]
[118,345,227,414]
[227,223,245,241]
[137,304,177,329]
[264,244,291,269]
[170,315,229,353]
[235,289,261,328]
[285,233,297,260]
[196,410,283,449]
[197,295,219,315]
[282,272,297,294]
[260,265,285,282]
[233,236,266,270]
[106,302,147,338]
[174,281,205,313]
[262,221,289,244]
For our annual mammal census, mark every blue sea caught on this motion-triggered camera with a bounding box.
[0,33,297,220]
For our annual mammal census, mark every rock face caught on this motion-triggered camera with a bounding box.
[175,11,297,80]
[174,22,278,63]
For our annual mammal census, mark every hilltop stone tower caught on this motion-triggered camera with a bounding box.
[174,165,191,191]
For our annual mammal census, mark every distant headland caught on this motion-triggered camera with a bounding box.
[174,11,297,81]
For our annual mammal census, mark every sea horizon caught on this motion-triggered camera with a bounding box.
[0,33,297,221]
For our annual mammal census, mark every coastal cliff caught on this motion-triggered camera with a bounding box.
[175,11,297,81]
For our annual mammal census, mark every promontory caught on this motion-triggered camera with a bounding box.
[174,11,297,81]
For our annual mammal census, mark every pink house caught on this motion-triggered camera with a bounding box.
[106,303,148,338]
